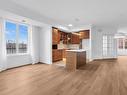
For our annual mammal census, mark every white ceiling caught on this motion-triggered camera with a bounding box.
[0,0,127,28]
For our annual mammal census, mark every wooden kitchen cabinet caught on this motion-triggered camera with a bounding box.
[66,50,86,71]
[62,49,66,59]
[70,33,80,44]
[52,27,60,44]
[62,49,68,59]
[52,49,63,62]
[79,30,90,39]
[60,31,68,44]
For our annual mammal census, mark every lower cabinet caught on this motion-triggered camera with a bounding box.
[52,49,63,62]
[52,49,69,62]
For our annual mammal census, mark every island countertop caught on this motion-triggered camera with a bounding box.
[66,50,86,71]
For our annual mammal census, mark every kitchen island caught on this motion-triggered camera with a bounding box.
[66,50,86,71]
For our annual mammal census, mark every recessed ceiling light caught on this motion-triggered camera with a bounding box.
[68,24,73,27]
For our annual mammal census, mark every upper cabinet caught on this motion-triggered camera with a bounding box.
[79,30,90,39]
[52,27,60,44]
[68,30,90,44]
[60,31,68,44]
[52,27,90,45]
[70,33,80,44]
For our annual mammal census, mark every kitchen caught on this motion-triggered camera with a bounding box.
[52,27,90,70]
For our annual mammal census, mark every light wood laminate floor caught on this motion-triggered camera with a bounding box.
[0,56,127,95]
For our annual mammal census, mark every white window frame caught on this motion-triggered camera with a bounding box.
[103,35,108,56]
[4,19,30,56]
[103,35,114,57]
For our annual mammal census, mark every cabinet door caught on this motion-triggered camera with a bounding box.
[58,50,63,60]
[79,30,90,39]
[62,49,66,58]
[71,33,80,44]
[52,50,56,62]
[63,49,68,58]
[52,50,63,62]
[52,28,60,44]
[63,33,68,44]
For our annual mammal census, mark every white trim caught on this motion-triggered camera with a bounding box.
[5,19,30,27]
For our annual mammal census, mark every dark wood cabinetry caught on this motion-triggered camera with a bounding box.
[52,49,63,62]
[52,27,90,45]
[69,33,80,44]
[64,30,90,44]
[62,49,68,59]
[60,32,68,44]
[52,27,60,44]
[66,51,86,71]
[79,30,90,39]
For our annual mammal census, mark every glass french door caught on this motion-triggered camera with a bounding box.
[118,38,127,55]
[103,35,114,58]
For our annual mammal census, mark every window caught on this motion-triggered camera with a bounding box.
[6,22,17,54]
[18,25,28,53]
[5,21,28,54]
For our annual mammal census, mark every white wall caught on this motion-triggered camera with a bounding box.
[7,55,32,68]
[91,26,117,60]
[82,39,90,61]
[32,26,40,63]
[39,26,52,64]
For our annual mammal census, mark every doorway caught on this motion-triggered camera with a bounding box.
[117,38,127,56]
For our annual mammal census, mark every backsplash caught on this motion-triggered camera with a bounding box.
[58,41,79,49]
[58,41,68,49]
[68,44,79,50]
